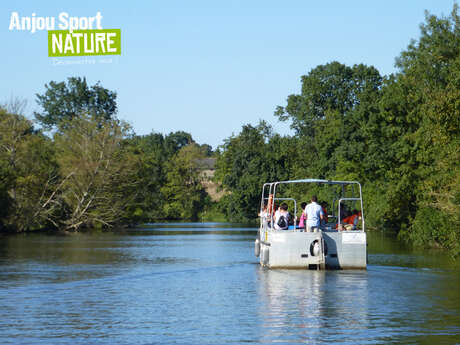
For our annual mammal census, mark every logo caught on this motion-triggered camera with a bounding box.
[9,11,121,57]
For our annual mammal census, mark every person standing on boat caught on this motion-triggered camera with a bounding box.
[304,195,324,232]
[259,203,269,227]
[298,202,307,229]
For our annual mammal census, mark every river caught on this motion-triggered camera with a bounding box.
[0,223,459,344]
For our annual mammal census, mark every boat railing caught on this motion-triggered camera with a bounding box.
[259,179,366,233]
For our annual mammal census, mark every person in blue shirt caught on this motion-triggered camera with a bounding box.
[304,195,324,232]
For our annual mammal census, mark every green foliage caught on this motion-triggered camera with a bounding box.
[396,5,460,254]
[2,76,210,230]
[53,113,139,230]
[35,77,117,130]
[401,206,459,257]
[124,131,208,222]
[275,61,382,137]
[215,121,295,221]
[0,108,58,231]
[124,132,168,222]
[199,201,227,222]
[163,131,194,157]
[161,144,208,220]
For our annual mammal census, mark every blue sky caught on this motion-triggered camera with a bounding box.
[1,1,456,148]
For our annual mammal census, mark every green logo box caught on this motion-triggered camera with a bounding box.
[48,29,121,57]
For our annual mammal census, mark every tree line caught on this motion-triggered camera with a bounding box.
[0,77,213,232]
[0,6,458,256]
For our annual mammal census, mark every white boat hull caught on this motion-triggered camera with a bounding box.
[258,230,367,269]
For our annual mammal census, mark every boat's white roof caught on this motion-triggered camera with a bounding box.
[265,179,361,185]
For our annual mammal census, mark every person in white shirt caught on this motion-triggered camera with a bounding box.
[258,203,269,226]
[304,195,324,232]
[274,203,290,230]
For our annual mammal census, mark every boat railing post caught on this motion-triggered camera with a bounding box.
[268,183,275,231]
[338,199,342,227]
[320,232,326,270]
[259,184,265,230]
[357,182,365,232]
[271,182,279,230]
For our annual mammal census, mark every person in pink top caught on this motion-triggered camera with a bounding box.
[298,202,307,229]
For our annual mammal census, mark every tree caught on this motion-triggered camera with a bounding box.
[274,61,382,185]
[35,77,117,130]
[161,144,208,220]
[125,132,168,221]
[2,96,27,115]
[124,130,200,222]
[0,108,59,231]
[275,61,382,136]
[53,113,138,230]
[163,131,194,157]
[199,143,213,156]
[214,121,295,221]
[391,5,460,254]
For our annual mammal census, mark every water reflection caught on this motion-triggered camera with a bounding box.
[257,268,370,343]
[367,230,460,270]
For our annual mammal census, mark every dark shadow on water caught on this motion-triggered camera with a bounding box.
[367,230,459,270]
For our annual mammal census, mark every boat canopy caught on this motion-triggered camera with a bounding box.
[260,178,365,231]
[264,178,361,185]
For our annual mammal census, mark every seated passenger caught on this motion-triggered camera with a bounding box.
[342,210,359,230]
[259,203,269,226]
[339,205,349,222]
[258,203,267,218]
[336,210,351,231]
[274,203,290,230]
[349,209,360,228]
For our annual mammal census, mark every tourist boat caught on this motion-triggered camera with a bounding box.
[255,179,367,269]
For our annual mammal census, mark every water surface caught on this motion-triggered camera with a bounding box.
[0,223,459,344]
